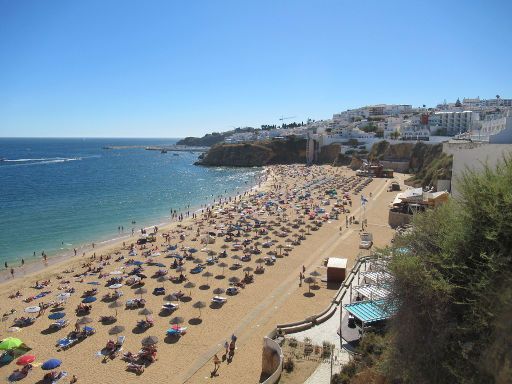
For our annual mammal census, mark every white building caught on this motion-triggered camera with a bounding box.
[430,111,479,135]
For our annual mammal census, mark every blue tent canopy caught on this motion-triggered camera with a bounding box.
[344,299,395,323]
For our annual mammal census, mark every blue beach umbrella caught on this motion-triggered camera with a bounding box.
[82,297,97,303]
[41,358,61,370]
[132,261,144,266]
[48,312,65,320]
[87,282,100,285]
[188,248,198,253]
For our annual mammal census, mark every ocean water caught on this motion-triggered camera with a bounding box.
[0,138,261,266]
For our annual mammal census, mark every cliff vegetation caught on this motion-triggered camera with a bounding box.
[334,159,512,384]
[195,137,307,167]
[368,141,453,187]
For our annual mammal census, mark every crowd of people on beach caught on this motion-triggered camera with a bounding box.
[0,164,374,382]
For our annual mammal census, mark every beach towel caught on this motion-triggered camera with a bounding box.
[52,371,67,384]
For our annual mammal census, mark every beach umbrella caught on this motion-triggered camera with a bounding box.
[48,312,65,320]
[188,248,198,254]
[108,283,123,289]
[134,287,147,299]
[109,325,125,335]
[82,296,97,303]
[157,276,168,287]
[24,306,40,314]
[132,261,144,266]
[229,276,240,284]
[277,244,284,255]
[217,262,228,276]
[169,316,184,325]
[231,255,241,261]
[255,258,265,264]
[0,338,23,350]
[141,336,159,346]
[87,281,100,285]
[176,266,186,273]
[220,244,229,249]
[41,358,61,370]
[56,293,71,301]
[77,316,93,325]
[183,282,196,296]
[193,258,203,264]
[212,288,225,295]
[138,308,153,316]
[243,266,253,272]
[303,277,316,293]
[202,271,213,284]
[164,294,178,302]
[16,354,36,366]
[110,271,122,275]
[192,301,206,317]
[109,300,123,317]
[310,271,322,278]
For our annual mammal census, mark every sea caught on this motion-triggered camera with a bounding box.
[0,138,262,267]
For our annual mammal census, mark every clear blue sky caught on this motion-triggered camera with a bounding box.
[1,0,511,138]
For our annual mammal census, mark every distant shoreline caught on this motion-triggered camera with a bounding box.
[0,169,265,285]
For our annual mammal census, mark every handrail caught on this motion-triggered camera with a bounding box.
[260,254,380,382]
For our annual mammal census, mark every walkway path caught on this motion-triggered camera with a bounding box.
[181,181,391,382]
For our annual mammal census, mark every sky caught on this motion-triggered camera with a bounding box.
[0,0,511,138]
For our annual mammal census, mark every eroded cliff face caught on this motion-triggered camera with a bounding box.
[367,141,452,187]
[195,138,307,167]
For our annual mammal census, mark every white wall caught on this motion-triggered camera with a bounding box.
[448,144,512,196]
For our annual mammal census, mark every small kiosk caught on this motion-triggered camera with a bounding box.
[326,257,347,283]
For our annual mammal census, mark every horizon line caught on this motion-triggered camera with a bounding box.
[0,136,187,139]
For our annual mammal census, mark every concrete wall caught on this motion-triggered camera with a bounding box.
[260,337,283,384]
[381,160,410,172]
[436,179,451,192]
[447,144,512,196]
[489,125,512,144]
[388,210,412,228]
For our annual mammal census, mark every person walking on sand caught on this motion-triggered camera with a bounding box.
[224,341,229,356]
[10,268,14,278]
[213,354,221,373]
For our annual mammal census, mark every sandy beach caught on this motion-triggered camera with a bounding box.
[0,165,402,384]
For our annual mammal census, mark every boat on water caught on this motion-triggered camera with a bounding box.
[161,149,168,154]
[173,153,179,156]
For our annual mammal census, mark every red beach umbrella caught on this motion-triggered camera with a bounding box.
[16,354,36,366]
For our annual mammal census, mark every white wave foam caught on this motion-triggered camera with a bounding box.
[3,155,100,163]
[0,156,101,167]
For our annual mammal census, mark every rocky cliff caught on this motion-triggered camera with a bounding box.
[195,138,307,166]
[368,140,453,187]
